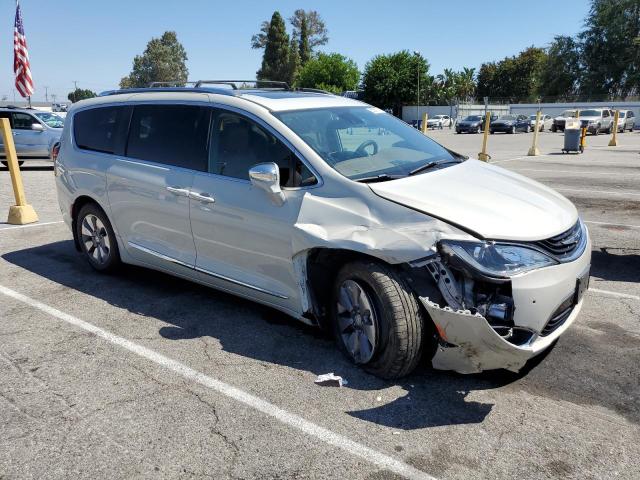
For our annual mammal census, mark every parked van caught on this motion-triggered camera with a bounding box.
[55,82,591,379]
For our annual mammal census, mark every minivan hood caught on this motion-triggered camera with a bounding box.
[368,159,577,241]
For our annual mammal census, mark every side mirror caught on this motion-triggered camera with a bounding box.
[31,123,44,131]
[249,162,285,206]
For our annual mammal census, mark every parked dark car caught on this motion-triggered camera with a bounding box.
[455,115,484,134]
[490,114,530,134]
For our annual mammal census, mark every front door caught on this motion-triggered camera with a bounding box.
[10,112,49,157]
[105,102,211,271]
[189,109,318,311]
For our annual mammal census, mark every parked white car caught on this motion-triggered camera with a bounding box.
[529,114,553,131]
[55,82,591,378]
[551,110,577,132]
[426,115,451,129]
[616,110,636,132]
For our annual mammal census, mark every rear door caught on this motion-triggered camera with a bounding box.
[106,102,211,271]
[189,108,319,311]
[10,112,49,157]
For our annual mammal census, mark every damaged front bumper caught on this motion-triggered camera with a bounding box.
[417,239,591,374]
[421,296,584,374]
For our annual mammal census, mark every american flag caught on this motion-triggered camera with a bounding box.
[14,1,34,98]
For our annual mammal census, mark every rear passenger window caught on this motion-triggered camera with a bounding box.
[126,105,210,171]
[74,106,127,154]
[211,111,317,187]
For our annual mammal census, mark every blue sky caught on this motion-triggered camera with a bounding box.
[1,0,591,102]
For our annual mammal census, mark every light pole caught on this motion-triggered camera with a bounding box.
[413,51,420,127]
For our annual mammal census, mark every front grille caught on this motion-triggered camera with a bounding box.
[533,221,583,260]
[541,296,574,336]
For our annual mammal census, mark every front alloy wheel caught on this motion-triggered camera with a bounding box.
[336,279,378,364]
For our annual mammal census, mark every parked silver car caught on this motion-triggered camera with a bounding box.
[0,107,63,167]
[55,83,591,379]
[616,110,636,132]
[578,108,614,135]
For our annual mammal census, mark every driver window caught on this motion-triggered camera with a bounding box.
[11,113,38,130]
[210,111,317,187]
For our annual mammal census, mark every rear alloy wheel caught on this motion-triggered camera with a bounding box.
[332,261,425,379]
[76,204,121,272]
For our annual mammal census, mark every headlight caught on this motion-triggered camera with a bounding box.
[439,241,558,277]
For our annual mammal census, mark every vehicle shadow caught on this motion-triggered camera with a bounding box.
[591,247,640,283]
[0,165,53,172]
[1,240,543,430]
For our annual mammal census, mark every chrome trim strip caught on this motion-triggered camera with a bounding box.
[127,241,288,299]
[128,241,193,269]
[194,265,289,299]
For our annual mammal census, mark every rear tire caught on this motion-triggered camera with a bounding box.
[75,203,121,273]
[332,260,425,379]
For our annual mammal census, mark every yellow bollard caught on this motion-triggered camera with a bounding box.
[420,112,428,134]
[477,111,491,161]
[608,110,619,146]
[0,118,38,225]
[528,110,541,156]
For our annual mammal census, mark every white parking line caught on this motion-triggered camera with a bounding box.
[511,168,640,177]
[0,284,436,480]
[589,288,640,301]
[0,220,63,231]
[491,154,553,164]
[555,187,640,197]
[585,220,640,229]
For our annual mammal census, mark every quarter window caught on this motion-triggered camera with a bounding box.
[210,111,316,187]
[126,105,210,171]
[74,106,128,154]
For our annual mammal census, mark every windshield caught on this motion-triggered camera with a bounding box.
[562,110,576,117]
[497,115,515,121]
[580,110,600,117]
[619,111,626,118]
[465,115,482,121]
[34,112,64,128]
[274,106,459,181]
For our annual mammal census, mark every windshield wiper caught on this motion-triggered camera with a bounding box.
[354,173,404,183]
[408,158,463,176]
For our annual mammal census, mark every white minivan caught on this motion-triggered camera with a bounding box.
[55,82,591,379]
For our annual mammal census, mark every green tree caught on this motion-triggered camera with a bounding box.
[362,51,430,116]
[289,9,328,56]
[287,35,301,86]
[580,0,640,97]
[538,36,581,99]
[119,31,188,88]
[252,9,328,62]
[67,88,97,103]
[298,15,311,65]
[257,12,290,82]
[296,53,359,93]
[475,47,546,101]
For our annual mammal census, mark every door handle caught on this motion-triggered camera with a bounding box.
[189,191,215,203]
[166,186,190,196]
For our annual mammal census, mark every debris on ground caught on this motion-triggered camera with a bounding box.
[314,373,348,387]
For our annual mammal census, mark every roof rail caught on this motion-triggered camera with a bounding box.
[148,81,198,88]
[294,87,334,95]
[193,80,290,90]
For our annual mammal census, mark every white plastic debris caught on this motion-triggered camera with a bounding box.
[314,373,347,387]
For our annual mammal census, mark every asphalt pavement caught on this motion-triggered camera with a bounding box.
[1,128,639,479]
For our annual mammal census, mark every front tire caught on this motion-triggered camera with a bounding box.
[75,203,121,272]
[332,260,425,379]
